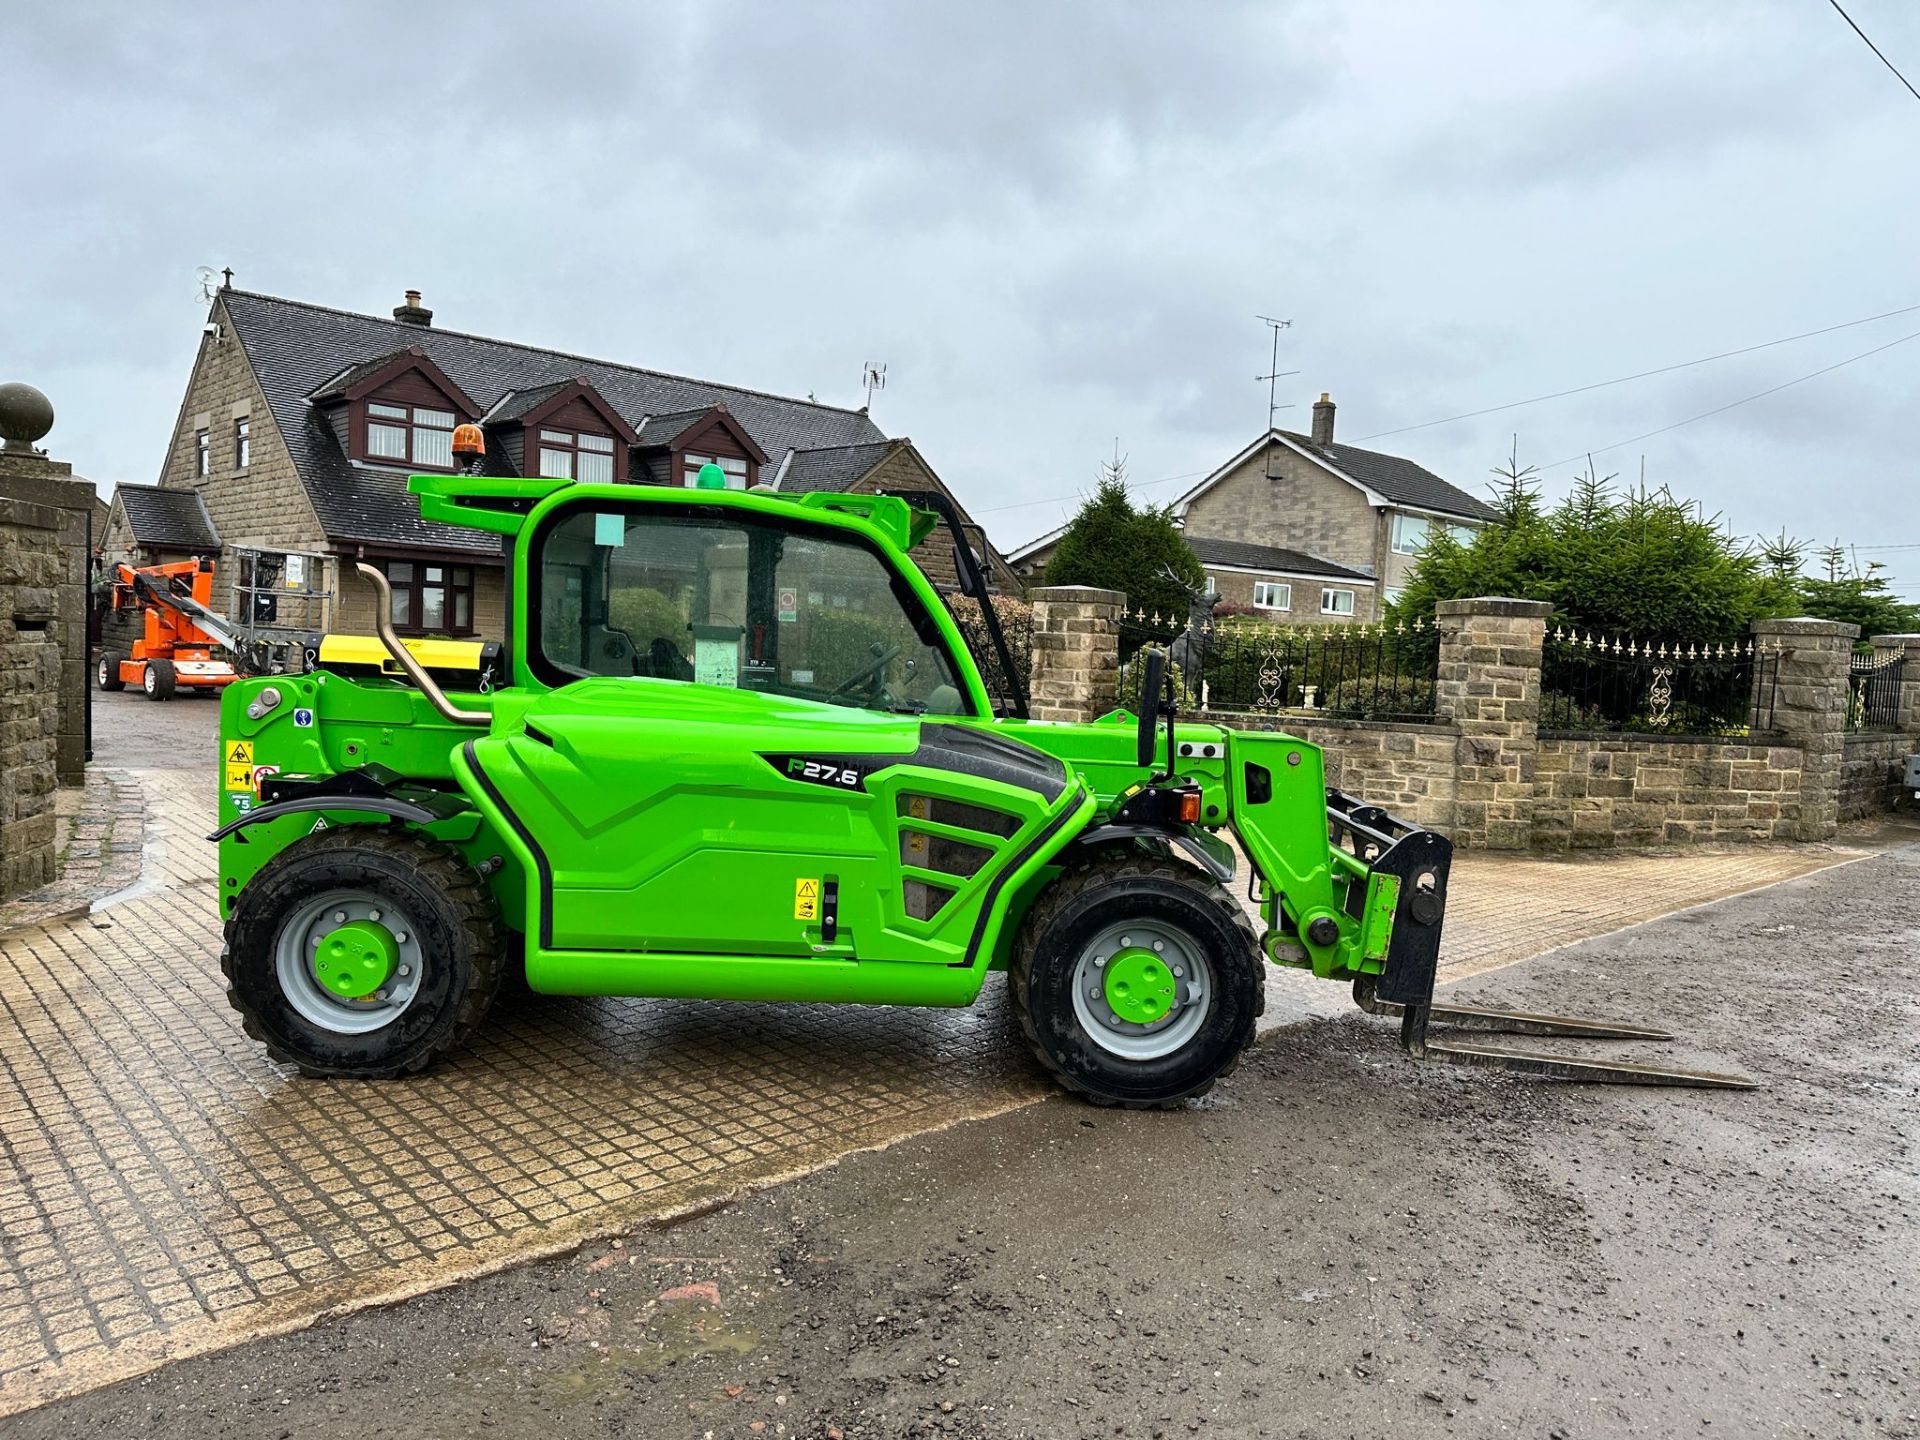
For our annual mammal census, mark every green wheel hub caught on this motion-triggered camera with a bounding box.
[312,919,399,1000]
[1103,947,1177,1026]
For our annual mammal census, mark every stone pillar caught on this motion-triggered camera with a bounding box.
[1751,617,1858,841]
[0,495,66,897]
[1867,633,1920,737]
[1028,585,1123,724]
[0,384,96,785]
[1434,597,1551,849]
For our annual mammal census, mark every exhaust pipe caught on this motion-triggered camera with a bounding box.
[354,563,489,726]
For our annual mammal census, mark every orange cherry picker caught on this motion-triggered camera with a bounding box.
[97,557,263,701]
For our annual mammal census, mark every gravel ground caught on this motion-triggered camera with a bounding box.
[8,844,1916,1440]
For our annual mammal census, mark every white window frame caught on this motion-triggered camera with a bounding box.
[1251,580,1292,612]
[538,428,617,484]
[1390,512,1429,555]
[1321,588,1356,616]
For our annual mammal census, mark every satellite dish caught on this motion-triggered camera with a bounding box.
[195,266,219,303]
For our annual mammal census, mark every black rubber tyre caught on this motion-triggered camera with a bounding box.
[97,652,126,692]
[221,828,504,1078]
[1010,856,1264,1108]
[143,658,176,701]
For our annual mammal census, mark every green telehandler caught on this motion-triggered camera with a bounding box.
[211,452,1752,1104]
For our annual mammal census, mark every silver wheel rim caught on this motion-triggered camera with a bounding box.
[273,888,426,1035]
[99,658,110,686]
[143,666,156,693]
[1070,918,1213,1061]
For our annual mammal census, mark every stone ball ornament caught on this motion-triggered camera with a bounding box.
[0,382,55,452]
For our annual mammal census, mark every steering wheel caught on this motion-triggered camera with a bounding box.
[1136,647,1167,768]
[829,643,904,704]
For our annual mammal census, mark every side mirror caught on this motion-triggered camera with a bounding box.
[1136,648,1167,769]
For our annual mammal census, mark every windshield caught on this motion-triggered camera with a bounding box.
[533,505,971,715]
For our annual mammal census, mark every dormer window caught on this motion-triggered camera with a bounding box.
[682,452,750,490]
[538,428,617,483]
[367,402,457,469]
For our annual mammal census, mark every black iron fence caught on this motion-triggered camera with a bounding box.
[1540,630,1776,736]
[1847,651,1906,733]
[948,596,1033,715]
[1118,612,1441,722]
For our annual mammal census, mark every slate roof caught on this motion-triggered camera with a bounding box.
[774,440,898,494]
[220,290,889,555]
[1185,535,1372,582]
[115,485,221,551]
[631,407,720,448]
[480,379,573,425]
[1280,431,1499,522]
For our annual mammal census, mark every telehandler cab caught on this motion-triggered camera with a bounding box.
[212,448,1753,1103]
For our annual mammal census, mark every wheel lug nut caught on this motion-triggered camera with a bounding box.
[1173,966,1185,978]
[333,911,347,924]
[368,909,381,922]
[1153,941,1164,953]
[394,932,408,944]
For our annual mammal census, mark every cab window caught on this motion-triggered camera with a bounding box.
[534,506,971,715]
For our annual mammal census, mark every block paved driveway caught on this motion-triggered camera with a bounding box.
[0,691,1867,1417]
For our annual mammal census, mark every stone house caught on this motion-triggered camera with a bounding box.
[147,284,1011,646]
[1009,393,1497,624]
[1172,394,1498,623]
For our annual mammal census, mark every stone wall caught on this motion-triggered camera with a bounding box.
[0,452,95,784]
[1027,585,1121,724]
[1839,732,1911,822]
[1536,733,1804,847]
[1434,597,1551,849]
[1219,712,1459,831]
[0,496,65,896]
[1031,591,1915,849]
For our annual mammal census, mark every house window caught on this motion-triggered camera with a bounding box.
[537,429,617,484]
[380,560,475,635]
[1321,588,1356,616]
[195,429,210,477]
[234,417,251,470]
[1390,513,1429,555]
[682,453,750,489]
[365,402,457,469]
[1252,580,1291,611]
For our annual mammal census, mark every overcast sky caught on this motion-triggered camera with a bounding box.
[6,1,1918,595]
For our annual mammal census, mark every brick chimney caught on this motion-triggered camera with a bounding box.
[1311,392,1335,447]
[393,290,433,327]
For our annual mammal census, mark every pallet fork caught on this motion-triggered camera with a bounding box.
[1329,791,1756,1091]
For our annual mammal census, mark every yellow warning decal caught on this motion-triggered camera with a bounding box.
[794,877,820,921]
[227,740,253,766]
[223,763,252,790]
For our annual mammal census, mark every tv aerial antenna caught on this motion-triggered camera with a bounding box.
[1256,314,1299,480]
[862,361,887,411]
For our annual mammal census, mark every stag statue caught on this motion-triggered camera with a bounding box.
[1158,564,1220,686]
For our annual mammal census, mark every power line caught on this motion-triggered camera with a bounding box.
[1354,301,1920,442]
[1827,0,1920,104]
[1538,325,1920,471]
